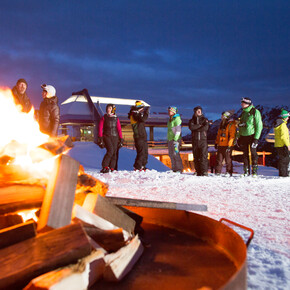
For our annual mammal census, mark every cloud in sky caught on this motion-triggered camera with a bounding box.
[0,0,289,119]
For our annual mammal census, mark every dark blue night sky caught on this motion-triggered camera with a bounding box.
[0,0,289,120]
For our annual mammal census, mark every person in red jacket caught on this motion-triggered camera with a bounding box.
[98,104,123,173]
[215,111,236,176]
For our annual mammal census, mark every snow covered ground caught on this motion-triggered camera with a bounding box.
[69,142,289,289]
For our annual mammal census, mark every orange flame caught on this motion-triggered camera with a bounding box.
[17,209,38,222]
[0,87,55,179]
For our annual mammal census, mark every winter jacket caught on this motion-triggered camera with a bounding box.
[188,115,209,141]
[39,96,60,137]
[167,114,182,141]
[274,118,290,147]
[215,120,236,147]
[99,114,122,138]
[11,86,32,113]
[238,105,263,139]
[128,106,149,139]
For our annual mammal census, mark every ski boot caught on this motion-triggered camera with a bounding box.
[252,165,258,178]
[225,172,232,177]
[242,167,249,177]
[100,167,110,173]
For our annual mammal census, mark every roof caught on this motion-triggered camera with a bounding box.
[60,95,192,127]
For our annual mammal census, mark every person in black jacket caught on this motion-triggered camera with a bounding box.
[128,101,149,170]
[188,106,209,176]
[11,78,32,113]
[97,104,123,173]
[38,84,60,137]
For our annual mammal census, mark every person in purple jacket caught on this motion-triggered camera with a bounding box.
[97,104,123,173]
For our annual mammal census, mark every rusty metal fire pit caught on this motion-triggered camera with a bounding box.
[94,207,249,290]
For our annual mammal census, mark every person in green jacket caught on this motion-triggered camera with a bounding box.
[237,97,263,176]
[167,106,183,173]
[274,109,290,177]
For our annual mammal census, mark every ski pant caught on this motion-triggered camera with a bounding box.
[276,146,290,177]
[192,140,208,176]
[168,140,183,172]
[134,137,148,169]
[238,135,258,171]
[215,146,233,174]
[102,136,119,169]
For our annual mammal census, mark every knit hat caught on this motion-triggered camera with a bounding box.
[194,106,202,112]
[280,109,289,119]
[41,84,56,98]
[222,111,231,118]
[241,97,252,105]
[168,106,177,115]
[135,100,144,108]
[16,78,28,87]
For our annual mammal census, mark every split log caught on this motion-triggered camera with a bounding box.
[23,250,105,290]
[0,223,92,290]
[93,195,136,235]
[106,196,208,212]
[0,184,44,215]
[104,235,144,282]
[37,154,80,231]
[0,221,36,249]
[75,219,126,252]
[74,204,119,231]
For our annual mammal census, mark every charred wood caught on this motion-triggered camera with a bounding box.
[0,221,36,249]
[0,223,92,289]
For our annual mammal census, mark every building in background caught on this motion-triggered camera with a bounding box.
[60,94,192,143]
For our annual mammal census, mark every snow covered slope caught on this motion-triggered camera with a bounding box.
[68,142,289,289]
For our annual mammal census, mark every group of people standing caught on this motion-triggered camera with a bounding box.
[11,78,60,137]
[97,100,149,173]
[12,79,288,176]
[177,97,289,177]
[97,97,289,177]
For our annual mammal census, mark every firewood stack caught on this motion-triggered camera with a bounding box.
[0,138,144,290]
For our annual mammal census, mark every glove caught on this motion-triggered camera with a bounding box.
[144,106,150,113]
[173,141,179,153]
[97,137,105,149]
[251,139,258,149]
[214,144,218,150]
[118,138,124,148]
[239,122,246,127]
[226,146,232,153]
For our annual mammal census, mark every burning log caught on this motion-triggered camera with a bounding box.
[0,184,45,215]
[103,235,144,282]
[0,223,92,290]
[37,154,80,231]
[23,250,105,290]
[75,172,108,207]
[0,221,36,249]
[0,212,23,229]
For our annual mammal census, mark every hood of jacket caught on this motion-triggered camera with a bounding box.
[274,117,286,128]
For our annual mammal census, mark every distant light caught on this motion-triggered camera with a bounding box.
[188,153,193,161]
